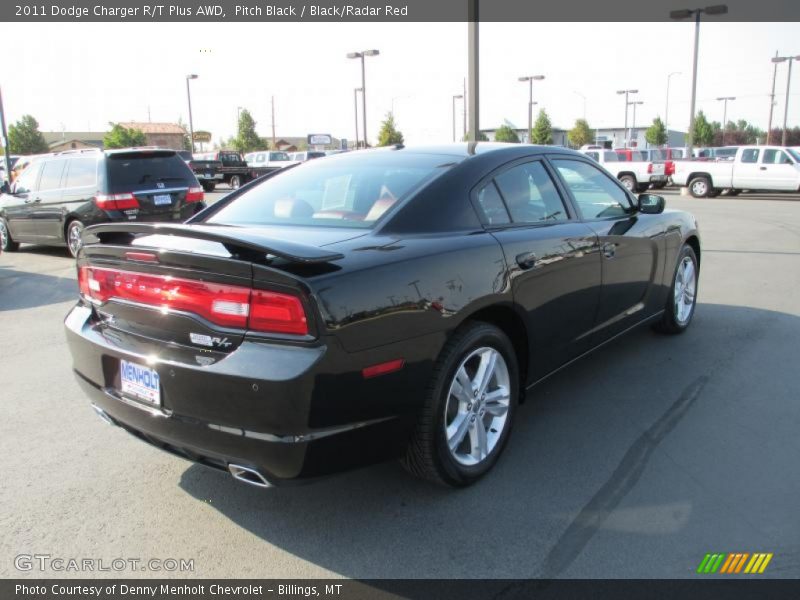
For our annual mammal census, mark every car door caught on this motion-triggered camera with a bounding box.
[472,158,602,380]
[550,157,665,344]
[55,155,99,241]
[732,148,763,189]
[760,148,800,190]
[3,160,43,240]
[30,158,67,240]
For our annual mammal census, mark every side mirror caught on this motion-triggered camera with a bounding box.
[638,193,665,214]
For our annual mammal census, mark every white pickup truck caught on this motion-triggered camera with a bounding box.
[580,148,666,193]
[673,145,800,197]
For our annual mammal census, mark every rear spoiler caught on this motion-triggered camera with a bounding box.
[83,223,344,264]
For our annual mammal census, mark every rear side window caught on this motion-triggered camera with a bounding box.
[206,153,453,229]
[553,159,632,220]
[64,157,98,188]
[494,161,568,224]
[741,149,759,163]
[603,151,619,162]
[475,181,510,226]
[39,160,66,191]
[105,152,193,192]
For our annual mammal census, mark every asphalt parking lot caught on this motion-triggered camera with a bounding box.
[1,190,798,580]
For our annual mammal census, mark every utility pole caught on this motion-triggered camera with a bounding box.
[467,0,479,142]
[353,88,361,149]
[767,51,779,144]
[271,96,276,149]
[617,89,638,147]
[0,87,11,181]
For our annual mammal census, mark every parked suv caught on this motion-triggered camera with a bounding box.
[0,148,205,257]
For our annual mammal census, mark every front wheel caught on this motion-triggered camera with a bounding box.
[66,220,84,258]
[401,322,519,487]
[0,216,20,252]
[229,175,242,189]
[688,176,712,198]
[653,244,699,334]
[201,181,216,193]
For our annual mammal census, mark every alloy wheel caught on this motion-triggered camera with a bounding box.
[0,219,7,250]
[68,222,83,257]
[674,255,697,324]
[444,347,511,466]
[691,180,708,197]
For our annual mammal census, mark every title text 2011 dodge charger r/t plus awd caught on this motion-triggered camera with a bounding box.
[65,144,700,488]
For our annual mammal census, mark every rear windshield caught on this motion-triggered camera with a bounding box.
[105,152,194,192]
[307,152,326,159]
[218,152,242,163]
[205,153,455,229]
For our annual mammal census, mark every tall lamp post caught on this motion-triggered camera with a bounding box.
[617,89,638,147]
[665,71,681,135]
[452,94,464,142]
[518,75,545,144]
[185,74,198,153]
[670,5,729,155]
[353,87,362,149]
[771,54,800,146]
[629,101,644,146]
[346,49,380,148]
[716,96,735,144]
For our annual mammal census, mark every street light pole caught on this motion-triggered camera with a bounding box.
[185,74,198,153]
[519,75,545,143]
[767,51,779,144]
[353,87,361,149]
[0,87,11,182]
[452,94,463,142]
[347,49,379,148]
[630,101,644,146]
[617,89,638,147]
[665,72,681,135]
[716,96,735,144]
[670,5,729,156]
[772,55,800,146]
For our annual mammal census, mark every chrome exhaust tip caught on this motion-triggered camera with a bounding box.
[91,404,114,426]
[228,464,272,488]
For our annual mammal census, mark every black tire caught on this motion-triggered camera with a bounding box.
[653,244,699,335]
[651,182,667,190]
[229,175,241,189]
[66,219,84,258]
[636,183,651,193]
[619,175,637,192]
[0,216,20,252]
[201,181,216,193]
[401,321,519,487]
[688,176,712,198]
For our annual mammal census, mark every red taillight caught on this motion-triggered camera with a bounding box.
[78,266,308,335]
[186,186,204,203]
[95,193,139,210]
[647,163,654,174]
[665,160,675,175]
[250,290,308,335]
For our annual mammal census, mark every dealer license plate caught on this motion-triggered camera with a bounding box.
[120,360,161,406]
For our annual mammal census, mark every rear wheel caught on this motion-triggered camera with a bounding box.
[0,217,20,252]
[619,175,636,192]
[201,181,216,193]
[688,176,712,198]
[66,219,84,258]
[229,175,242,189]
[653,244,698,334]
[401,322,519,487]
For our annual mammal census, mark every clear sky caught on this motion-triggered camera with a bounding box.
[4,21,798,145]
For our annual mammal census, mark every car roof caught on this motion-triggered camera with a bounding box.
[355,142,580,161]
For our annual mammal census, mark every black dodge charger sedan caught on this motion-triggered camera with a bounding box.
[65,143,700,488]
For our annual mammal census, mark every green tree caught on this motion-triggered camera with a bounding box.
[8,115,49,154]
[645,117,669,146]
[567,118,593,148]
[377,112,404,146]
[103,123,147,149]
[691,111,716,147]
[232,109,263,153]
[462,131,489,141]
[530,109,553,145]
[494,125,520,143]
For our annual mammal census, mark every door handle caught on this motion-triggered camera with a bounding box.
[515,251,538,270]
[759,167,767,170]
[33,198,42,203]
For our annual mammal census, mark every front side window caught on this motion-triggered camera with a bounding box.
[741,149,759,163]
[13,162,42,194]
[553,159,632,220]
[205,153,454,229]
[494,161,568,224]
[763,149,792,164]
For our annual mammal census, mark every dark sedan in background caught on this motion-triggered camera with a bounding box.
[0,148,205,257]
[65,143,700,488]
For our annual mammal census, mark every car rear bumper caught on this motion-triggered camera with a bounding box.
[64,304,430,485]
